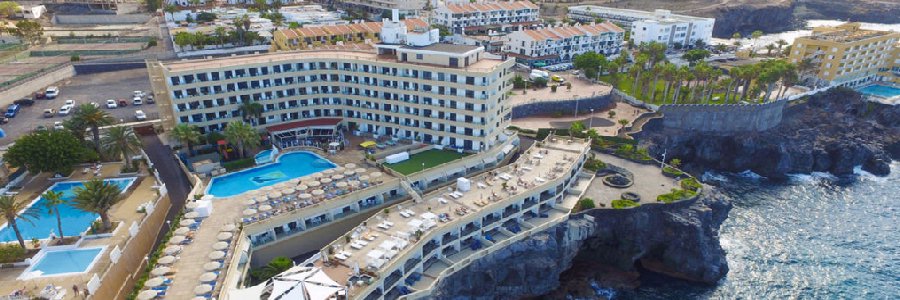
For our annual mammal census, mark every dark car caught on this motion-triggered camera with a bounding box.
[118,99,128,107]
[5,104,21,118]
[34,91,46,99]
[14,98,35,106]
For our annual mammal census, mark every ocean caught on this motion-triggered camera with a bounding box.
[612,163,900,299]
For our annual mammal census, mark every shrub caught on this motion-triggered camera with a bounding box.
[656,188,696,203]
[662,166,683,176]
[680,178,702,192]
[147,39,158,47]
[583,158,606,171]
[222,157,254,171]
[611,199,639,209]
[70,54,80,62]
[0,244,27,263]
[574,198,596,212]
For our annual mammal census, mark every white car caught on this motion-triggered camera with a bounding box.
[133,91,145,98]
[106,99,118,109]
[58,104,73,116]
[135,110,147,121]
[132,97,143,105]
[64,99,75,106]
[53,121,64,130]
[89,102,100,109]
[45,86,59,99]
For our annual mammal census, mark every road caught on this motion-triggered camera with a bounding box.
[141,134,192,249]
[0,68,158,146]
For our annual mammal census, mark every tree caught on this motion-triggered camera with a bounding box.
[630,54,649,97]
[775,39,788,52]
[163,4,178,21]
[3,130,89,174]
[607,110,616,119]
[732,32,742,40]
[251,256,293,281]
[72,104,114,152]
[214,26,227,47]
[638,41,667,66]
[42,191,66,239]
[239,100,264,124]
[172,124,201,156]
[572,51,607,79]
[174,31,195,50]
[73,178,123,231]
[0,195,38,249]
[224,121,259,158]
[569,121,585,134]
[618,119,629,128]
[660,62,677,103]
[670,158,682,168]
[12,20,43,45]
[431,24,451,37]
[102,126,142,169]
[531,76,548,88]
[765,43,776,56]
[0,1,18,18]
[682,49,710,66]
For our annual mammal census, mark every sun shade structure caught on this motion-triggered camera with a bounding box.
[229,266,344,300]
[360,141,376,148]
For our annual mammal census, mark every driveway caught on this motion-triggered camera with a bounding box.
[141,134,192,247]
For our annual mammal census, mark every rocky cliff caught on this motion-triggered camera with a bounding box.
[429,192,732,299]
[637,88,900,180]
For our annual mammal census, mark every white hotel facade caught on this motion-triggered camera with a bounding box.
[568,6,714,48]
[431,1,541,35]
[504,22,625,67]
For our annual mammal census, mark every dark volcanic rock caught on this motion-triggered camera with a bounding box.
[637,88,900,179]
[430,192,732,299]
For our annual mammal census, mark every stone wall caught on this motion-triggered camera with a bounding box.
[511,95,614,119]
[657,100,787,133]
[53,14,150,25]
[74,62,146,74]
[0,64,75,108]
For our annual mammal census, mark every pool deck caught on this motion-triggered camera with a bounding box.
[0,163,161,299]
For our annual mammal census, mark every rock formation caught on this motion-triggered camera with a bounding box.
[430,191,732,299]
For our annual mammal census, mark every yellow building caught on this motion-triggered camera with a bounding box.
[271,19,428,51]
[877,43,900,84]
[788,22,899,87]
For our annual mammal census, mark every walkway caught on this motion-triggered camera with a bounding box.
[141,134,192,246]
[583,152,679,207]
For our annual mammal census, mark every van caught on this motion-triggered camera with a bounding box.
[45,86,59,99]
[133,97,143,105]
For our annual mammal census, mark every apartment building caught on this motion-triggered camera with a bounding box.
[877,43,900,84]
[432,1,540,35]
[270,19,428,51]
[568,6,714,48]
[338,0,427,21]
[504,22,624,67]
[788,23,900,87]
[158,15,515,152]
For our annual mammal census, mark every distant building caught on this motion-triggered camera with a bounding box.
[270,19,429,51]
[280,5,348,26]
[17,5,46,19]
[788,22,900,87]
[877,42,900,84]
[338,0,427,21]
[432,1,540,35]
[504,22,624,67]
[568,6,714,48]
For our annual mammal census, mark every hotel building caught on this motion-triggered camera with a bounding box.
[270,19,429,51]
[878,43,900,84]
[504,22,624,67]
[788,22,900,87]
[567,6,714,48]
[338,0,427,21]
[155,14,515,152]
[431,1,541,35]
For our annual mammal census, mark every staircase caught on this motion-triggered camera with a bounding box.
[401,180,424,203]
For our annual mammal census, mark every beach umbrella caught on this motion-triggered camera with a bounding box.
[308,181,321,188]
[244,198,257,205]
[164,245,182,255]
[289,178,301,184]
[208,251,225,260]
[332,174,344,181]
[194,284,213,295]
[221,224,237,232]
[184,211,199,219]
[282,188,295,194]
[336,182,348,188]
[296,184,309,191]
[185,202,198,209]
[359,175,370,182]
[274,182,288,189]
[248,190,262,196]
[151,266,171,276]
[344,170,356,176]
[212,241,229,250]
[345,163,357,169]
[355,168,366,174]
[323,169,335,175]
[311,172,323,179]
[217,232,233,241]
[157,255,176,265]
[349,180,360,187]
[203,261,221,271]
[179,219,195,226]
[192,297,208,300]
[169,236,186,245]
[259,204,272,212]
[312,189,324,196]
[299,193,312,200]
[174,227,190,235]
[268,191,282,199]
[199,272,218,282]
[137,290,158,300]
[243,208,257,216]
[261,186,274,191]
[370,172,383,179]
[144,277,165,287]
[334,166,346,172]
[320,178,332,184]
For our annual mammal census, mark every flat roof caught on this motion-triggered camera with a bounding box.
[568,5,713,22]
[401,43,482,54]
[266,118,342,132]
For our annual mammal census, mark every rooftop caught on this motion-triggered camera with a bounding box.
[568,5,713,22]
[803,23,900,44]
[441,1,539,14]
[518,22,624,41]
[400,43,482,54]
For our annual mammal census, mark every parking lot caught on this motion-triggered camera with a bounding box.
[0,68,158,146]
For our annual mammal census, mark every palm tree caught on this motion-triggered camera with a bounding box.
[102,126,142,168]
[648,63,664,102]
[224,121,260,159]
[214,26,227,47]
[172,124,201,156]
[0,195,39,249]
[660,63,677,104]
[630,54,649,96]
[765,44,776,56]
[42,191,66,239]
[73,178,123,231]
[72,104,113,153]
[239,100,264,124]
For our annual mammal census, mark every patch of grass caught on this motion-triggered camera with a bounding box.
[584,158,607,172]
[663,166,683,176]
[680,177,702,192]
[611,199,640,209]
[573,198,596,212]
[656,188,697,204]
[223,157,255,171]
[385,149,469,175]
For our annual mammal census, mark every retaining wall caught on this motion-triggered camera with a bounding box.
[53,14,150,25]
[511,95,615,119]
[74,62,146,74]
[0,64,75,108]
[657,100,787,133]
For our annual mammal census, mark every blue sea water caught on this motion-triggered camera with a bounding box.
[617,163,900,299]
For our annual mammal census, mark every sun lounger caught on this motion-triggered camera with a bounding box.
[335,253,348,260]
[438,197,448,204]
[384,221,394,227]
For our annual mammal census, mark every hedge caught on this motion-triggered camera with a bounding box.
[223,157,255,171]
[611,199,640,209]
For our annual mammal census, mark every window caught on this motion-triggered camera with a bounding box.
[416,54,423,60]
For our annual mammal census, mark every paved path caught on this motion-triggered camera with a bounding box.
[141,134,191,247]
[583,152,678,207]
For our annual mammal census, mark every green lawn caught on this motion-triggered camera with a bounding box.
[599,74,729,105]
[385,149,469,175]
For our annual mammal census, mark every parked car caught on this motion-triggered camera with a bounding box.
[106,99,118,109]
[146,94,155,104]
[53,121,65,130]
[34,91,46,99]
[133,91,145,98]
[0,117,8,124]
[58,105,73,116]
[132,97,143,105]
[5,104,20,118]
[64,99,75,106]
[89,102,100,109]
[135,110,147,121]
[14,98,35,106]
[45,86,59,99]
[118,99,128,107]
[43,108,56,118]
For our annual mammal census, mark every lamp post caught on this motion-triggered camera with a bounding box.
[589,109,594,129]
[573,95,579,118]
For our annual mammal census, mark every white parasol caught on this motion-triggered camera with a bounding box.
[157,255,176,265]
[203,261,221,271]
[212,241,229,250]
[144,277,165,287]
[320,178,332,184]
[217,232,233,241]
[151,266,171,276]
[312,189,324,196]
[194,284,213,295]
[179,219,195,226]
[244,198,256,205]
[332,174,344,181]
[349,180,360,187]
[169,236,186,245]
[336,182,348,188]
[208,251,225,260]
[243,208,258,216]
[137,290,158,300]
[222,224,237,232]
[259,204,272,212]
[299,193,312,200]
[174,227,190,235]
[199,272,218,282]
[184,211,199,219]
[164,245,182,255]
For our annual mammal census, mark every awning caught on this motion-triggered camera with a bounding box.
[360,141,376,148]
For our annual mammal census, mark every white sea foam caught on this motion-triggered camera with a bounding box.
[787,172,838,183]
[736,170,765,180]
[702,171,730,183]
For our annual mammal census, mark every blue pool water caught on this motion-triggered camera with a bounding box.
[254,149,275,164]
[858,84,900,98]
[0,178,135,242]
[207,151,335,197]
[28,247,104,275]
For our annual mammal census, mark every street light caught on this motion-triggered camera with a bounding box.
[589,109,594,129]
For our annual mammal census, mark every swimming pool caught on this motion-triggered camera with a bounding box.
[206,151,335,198]
[858,84,900,99]
[0,178,136,242]
[24,247,104,277]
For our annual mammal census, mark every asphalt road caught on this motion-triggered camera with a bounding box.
[0,68,158,146]
[141,134,192,252]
